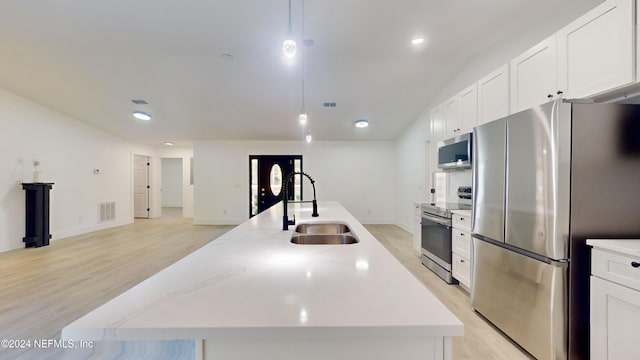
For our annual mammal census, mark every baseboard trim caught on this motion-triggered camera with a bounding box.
[54,219,133,240]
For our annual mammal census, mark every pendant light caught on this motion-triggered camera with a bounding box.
[298,0,311,143]
[283,0,297,58]
[298,79,307,125]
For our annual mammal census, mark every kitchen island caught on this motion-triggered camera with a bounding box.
[62,201,463,359]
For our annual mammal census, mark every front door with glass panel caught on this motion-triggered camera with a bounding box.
[249,155,302,217]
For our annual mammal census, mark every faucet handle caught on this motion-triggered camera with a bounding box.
[288,214,296,225]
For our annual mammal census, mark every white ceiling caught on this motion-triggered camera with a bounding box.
[0,0,587,145]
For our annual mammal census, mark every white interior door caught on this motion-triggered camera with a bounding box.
[134,155,150,218]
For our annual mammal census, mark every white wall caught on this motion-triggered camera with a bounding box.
[194,141,395,225]
[394,0,604,228]
[394,109,431,232]
[158,147,194,217]
[0,87,159,253]
[161,158,183,207]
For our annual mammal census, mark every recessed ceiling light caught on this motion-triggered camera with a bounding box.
[163,142,175,146]
[133,111,151,121]
[221,53,234,60]
[305,134,313,142]
[411,38,425,45]
[355,119,369,128]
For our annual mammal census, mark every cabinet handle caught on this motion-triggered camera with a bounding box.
[460,233,465,236]
[547,94,553,99]
[460,259,465,263]
[632,261,640,268]
[557,90,564,95]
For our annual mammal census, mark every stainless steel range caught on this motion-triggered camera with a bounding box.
[420,186,472,283]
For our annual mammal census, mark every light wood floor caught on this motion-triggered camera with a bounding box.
[0,219,530,359]
[0,218,233,360]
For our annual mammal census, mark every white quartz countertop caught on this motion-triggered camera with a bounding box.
[587,239,640,257]
[63,201,463,342]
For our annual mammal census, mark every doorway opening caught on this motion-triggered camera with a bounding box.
[249,155,302,217]
[133,154,150,219]
[161,158,183,218]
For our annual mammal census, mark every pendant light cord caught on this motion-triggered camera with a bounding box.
[288,0,293,34]
[301,80,305,113]
[301,0,306,114]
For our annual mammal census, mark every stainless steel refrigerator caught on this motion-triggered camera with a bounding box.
[471,99,640,360]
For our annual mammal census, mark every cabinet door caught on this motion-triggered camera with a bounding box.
[452,253,471,289]
[458,83,478,134]
[510,35,557,113]
[478,64,510,126]
[430,105,445,142]
[591,276,640,360]
[443,95,459,138]
[429,106,444,180]
[557,0,634,98]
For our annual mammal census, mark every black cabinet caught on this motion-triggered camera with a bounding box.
[22,183,54,248]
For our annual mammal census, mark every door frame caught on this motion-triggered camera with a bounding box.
[249,155,303,217]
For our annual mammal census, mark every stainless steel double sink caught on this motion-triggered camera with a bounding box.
[290,223,359,245]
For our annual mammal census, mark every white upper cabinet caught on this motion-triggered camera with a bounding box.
[510,35,558,113]
[443,95,459,139]
[557,0,635,99]
[430,104,445,143]
[429,105,445,176]
[477,64,510,125]
[458,83,478,134]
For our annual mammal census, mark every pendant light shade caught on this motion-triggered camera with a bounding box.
[298,113,308,124]
[283,39,297,58]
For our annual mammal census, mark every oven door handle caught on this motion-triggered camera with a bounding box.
[421,213,452,227]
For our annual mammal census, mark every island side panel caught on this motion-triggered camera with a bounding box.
[203,336,449,360]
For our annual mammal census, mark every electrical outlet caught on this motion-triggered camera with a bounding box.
[367,209,372,215]
[17,157,23,165]
[223,209,228,215]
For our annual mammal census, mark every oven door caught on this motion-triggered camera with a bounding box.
[421,213,453,270]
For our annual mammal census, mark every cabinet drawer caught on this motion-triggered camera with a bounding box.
[592,248,640,291]
[453,230,471,259]
[452,253,471,288]
[452,213,471,232]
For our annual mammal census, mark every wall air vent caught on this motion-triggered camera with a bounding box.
[131,99,148,105]
[323,102,337,107]
[99,202,116,222]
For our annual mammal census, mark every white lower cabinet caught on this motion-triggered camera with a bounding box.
[589,241,640,360]
[451,211,472,290]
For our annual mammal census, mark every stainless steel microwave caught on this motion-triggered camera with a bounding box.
[437,133,472,170]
